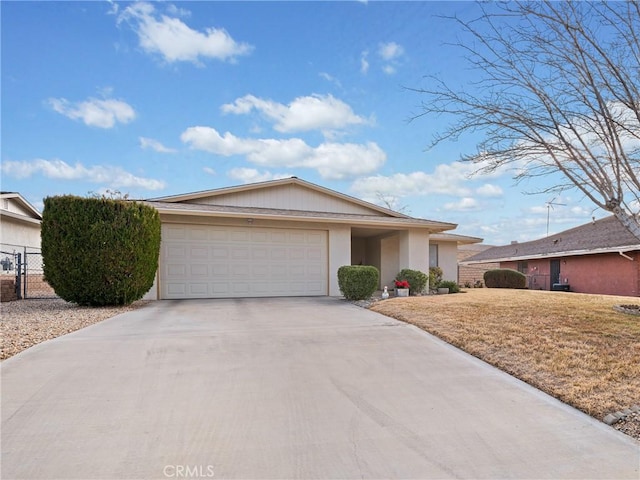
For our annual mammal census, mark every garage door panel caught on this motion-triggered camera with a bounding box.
[190,246,209,259]
[212,247,229,259]
[190,264,208,276]
[212,265,229,276]
[189,284,208,295]
[190,228,208,241]
[161,224,328,299]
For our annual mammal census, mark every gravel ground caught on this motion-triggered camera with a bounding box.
[0,298,148,360]
[2,297,639,443]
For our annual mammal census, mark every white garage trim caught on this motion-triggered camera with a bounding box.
[160,223,328,299]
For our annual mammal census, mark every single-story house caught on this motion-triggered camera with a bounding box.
[0,192,42,252]
[143,177,476,300]
[462,215,640,297]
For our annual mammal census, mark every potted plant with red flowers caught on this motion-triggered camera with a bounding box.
[394,279,410,297]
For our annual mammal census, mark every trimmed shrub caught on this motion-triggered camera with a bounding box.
[438,280,461,293]
[396,268,428,295]
[41,195,161,306]
[429,266,443,290]
[484,269,527,289]
[337,265,379,300]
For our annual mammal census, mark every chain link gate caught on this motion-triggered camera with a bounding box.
[19,247,57,299]
[3,246,58,300]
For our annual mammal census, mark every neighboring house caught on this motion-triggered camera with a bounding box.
[456,243,498,287]
[0,192,42,252]
[143,177,473,300]
[429,233,484,285]
[462,216,640,297]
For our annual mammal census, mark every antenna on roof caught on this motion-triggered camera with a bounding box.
[545,197,567,237]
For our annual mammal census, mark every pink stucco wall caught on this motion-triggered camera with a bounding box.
[502,251,639,297]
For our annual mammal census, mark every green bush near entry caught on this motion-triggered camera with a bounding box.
[337,265,380,300]
[396,268,429,295]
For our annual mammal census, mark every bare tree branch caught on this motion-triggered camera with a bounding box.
[411,0,640,239]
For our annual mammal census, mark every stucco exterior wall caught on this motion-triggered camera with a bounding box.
[432,241,457,283]
[0,216,41,249]
[503,252,639,296]
[329,227,351,296]
[187,184,379,215]
[399,229,430,276]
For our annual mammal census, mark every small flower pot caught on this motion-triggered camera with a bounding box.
[438,287,450,294]
[396,288,409,297]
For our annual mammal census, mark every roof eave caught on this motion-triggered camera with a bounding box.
[0,209,42,225]
[155,205,456,232]
[461,245,640,265]
[0,193,42,220]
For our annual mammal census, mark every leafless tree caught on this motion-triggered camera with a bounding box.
[412,1,640,240]
[375,191,411,215]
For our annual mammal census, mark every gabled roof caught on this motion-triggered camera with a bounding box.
[144,201,457,231]
[0,192,42,223]
[146,177,458,233]
[463,216,640,264]
[147,176,409,218]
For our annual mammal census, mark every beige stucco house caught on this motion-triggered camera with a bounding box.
[0,192,42,251]
[143,177,476,300]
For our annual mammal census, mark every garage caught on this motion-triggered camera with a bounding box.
[160,223,328,299]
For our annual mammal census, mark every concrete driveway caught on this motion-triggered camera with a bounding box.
[2,297,639,479]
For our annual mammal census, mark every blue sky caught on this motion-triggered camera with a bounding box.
[1,1,607,245]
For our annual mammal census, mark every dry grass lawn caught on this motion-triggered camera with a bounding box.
[370,288,640,420]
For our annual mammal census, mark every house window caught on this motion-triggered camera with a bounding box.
[429,244,439,268]
[517,261,528,274]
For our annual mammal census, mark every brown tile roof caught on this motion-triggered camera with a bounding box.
[464,216,640,263]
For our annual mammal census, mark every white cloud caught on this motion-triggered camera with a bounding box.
[118,2,253,65]
[181,126,386,179]
[382,65,396,75]
[203,167,216,176]
[443,197,479,211]
[47,96,135,128]
[227,168,292,184]
[319,72,342,89]
[378,42,404,61]
[476,183,503,197]
[139,136,177,153]
[221,94,369,134]
[360,51,370,74]
[351,162,484,200]
[106,0,119,15]
[165,4,191,18]
[1,159,165,190]
[377,42,404,75]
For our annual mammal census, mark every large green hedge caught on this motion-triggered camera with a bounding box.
[483,269,527,289]
[41,196,161,306]
[337,265,379,300]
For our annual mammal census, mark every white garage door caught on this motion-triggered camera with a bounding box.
[160,224,328,299]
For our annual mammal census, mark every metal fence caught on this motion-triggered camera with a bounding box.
[0,244,57,299]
